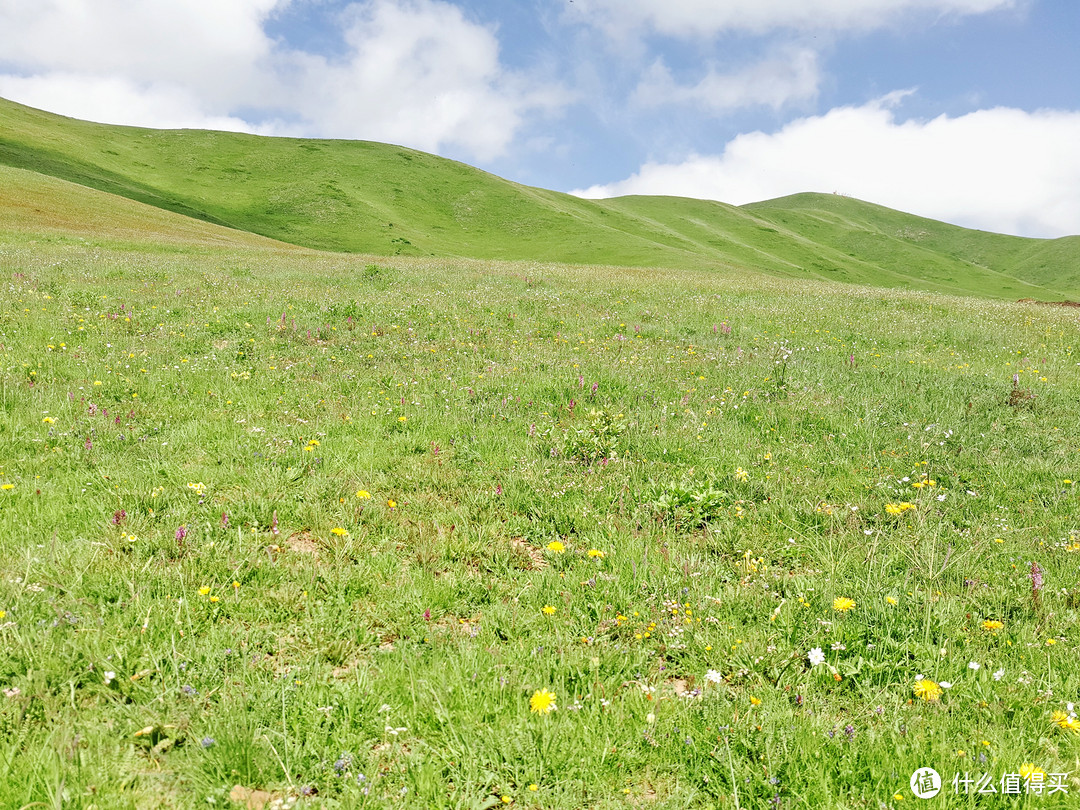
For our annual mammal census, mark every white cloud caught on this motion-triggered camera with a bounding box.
[273,0,567,156]
[635,48,820,112]
[0,73,261,133]
[572,97,1080,238]
[571,0,1020,37]
[0,0,564,159]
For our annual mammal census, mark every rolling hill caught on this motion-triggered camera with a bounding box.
[1,96,1077,299]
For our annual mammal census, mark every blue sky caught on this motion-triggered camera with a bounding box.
[1,0,1078,237]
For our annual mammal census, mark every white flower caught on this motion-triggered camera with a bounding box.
[939,681,952,689]
[968,662,980,671]
[993,668,1005,681]
[103,671,116,685]
[808,647,826,667]
[705,669,723,684]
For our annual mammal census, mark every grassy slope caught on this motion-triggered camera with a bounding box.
[1,96,1077,298]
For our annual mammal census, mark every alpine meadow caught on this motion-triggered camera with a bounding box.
[2,96,1080,809]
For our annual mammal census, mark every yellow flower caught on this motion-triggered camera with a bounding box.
[1019,763,1047,781]
[749,696,762,706]
[913,678,943,702]
[387,499,396,509]
[529,689,557,714]
[198,586,211,596]
[587,549,605,558]
[0,484,13,490]
[1051,710,1080,733]
[833,597,856,612]
[982,619,1003,633]
[42,417,56,424]
[546,541,565,553]
[541,605,556,616]
[892,793,904,801]
[209,595,221,603]
[356,489,371,499]
[886,596,898,605]
[331,527,348,536]
[735,467,749,482]
[398,416,407,423]
[528,785,538,792]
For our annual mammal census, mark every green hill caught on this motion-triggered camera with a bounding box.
[1,96,1077,299]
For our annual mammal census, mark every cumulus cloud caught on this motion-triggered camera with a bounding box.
[634,48,820,112]
[571,0,1021,37]
[572,96,1080,238]
[273,0,567,155]
[0,0,564,159]
[0,73,261,133]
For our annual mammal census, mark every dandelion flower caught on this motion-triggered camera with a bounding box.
[749,695,762,706]
[913,678,943,702]
[541,605,556,616]
[198,586,211,596]
[982,619,1003,633]
[1019,763,1047,781]
[886,596,898,605]
[1050,710,1080,733]
[331,527,348,536]
[529,689,557,714]
[833,597,856,612]
[356,490,371,499]
[587,549,605,559]
[546,541,565,553]
[1,484,14,491]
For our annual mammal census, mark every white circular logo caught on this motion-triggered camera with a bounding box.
[910,767,942,799]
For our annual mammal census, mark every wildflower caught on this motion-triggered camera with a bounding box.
[175,526,187,542]
[982,619,1003,633]
[103,671,116,685]
[187,482,206,496]
[529,689,557,714]
[587,549,605,558]
[1019,763,1047,782]
[749,695,762,706]
[331,527,348,536]
[42,417,56,424]
[968,662,980,671]
[886,596,898,605]
[808,648,826,667]
[201,737,216,748]
[992,668,1005,681]
[832,597,856,612]
[735,467,749,482]
[528,785,538,792]
[198,586,211,596]
[541,605,556,616]
[705,669,722,684]
[387,499,396,509]
[0,484,13,491]
[356,490,371,499]
[546,541,565,553]
[913,678,943,702]
[1050,710,1080,733]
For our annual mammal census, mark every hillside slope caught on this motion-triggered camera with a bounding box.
[1,96,1076,298]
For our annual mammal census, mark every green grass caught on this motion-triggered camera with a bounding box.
[2,95,1078,300]
[2,209,1080,808]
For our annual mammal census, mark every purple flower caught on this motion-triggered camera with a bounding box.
[175,526,187,543]
[113,510,127,526]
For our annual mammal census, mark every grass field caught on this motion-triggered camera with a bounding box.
[3,97,1080,809]
[2,216,1080,808]
[3,96,1079,300]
